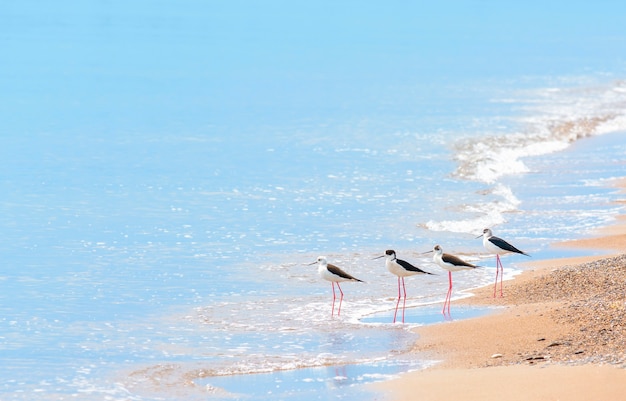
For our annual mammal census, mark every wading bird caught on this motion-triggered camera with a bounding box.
[477,228,530,297]
[423,245,478,316]
[308,256,363,317]
[374,250,434,323]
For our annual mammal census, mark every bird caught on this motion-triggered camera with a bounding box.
[423,245,478,316]
[373,250,434,323]
[477,228,530,298]
[308,256,364,317]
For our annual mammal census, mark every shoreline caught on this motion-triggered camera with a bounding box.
[374,179,626,400]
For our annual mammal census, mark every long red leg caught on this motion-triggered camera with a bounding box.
[331,282,336,316]
[442,271,452,316]
[493,255,504,298]
[493,255,500,298]
[401,277,407,323]
[336,282,344,316]
[497,255,504,297]
[393,277,401,323]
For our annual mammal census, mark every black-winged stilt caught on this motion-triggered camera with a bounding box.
[477,228,530,298]
[373,250,434,323]
[308,256,363,317]
[423,245,478,316]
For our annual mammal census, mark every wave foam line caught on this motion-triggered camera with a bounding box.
[423,184,520,234]
[454,80,626,185]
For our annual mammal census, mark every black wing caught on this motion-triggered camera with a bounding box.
[397,258,434,275]
[442,253,477,268]
[491,236,530,256]
[327,264,364,282]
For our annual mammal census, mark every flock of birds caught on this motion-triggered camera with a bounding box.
[309,228,530,323]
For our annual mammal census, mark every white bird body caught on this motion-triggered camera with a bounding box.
[374,250,433,323]
[309,256,362,317]
[480,228,529,257]
[431,245,477,272]
[315,256,363,283]
[383,250,433,277]
[425,245,477,316]
[477,228,529,297]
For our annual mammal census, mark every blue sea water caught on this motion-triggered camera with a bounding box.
[2,1,626,400]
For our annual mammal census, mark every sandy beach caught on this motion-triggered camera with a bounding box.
[376,181,626,400]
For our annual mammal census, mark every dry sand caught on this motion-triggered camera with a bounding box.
[375,181,626,400]
[377,364,626,401]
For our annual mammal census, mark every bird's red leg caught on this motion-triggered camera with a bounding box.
[497,255,504,297]
[447,273,452,313]
[443,271,453,316]
[336,282,344,316]
[393,277,401,323]
[401,277,407,323]
[493,256,500,298]
[331,282,336,316]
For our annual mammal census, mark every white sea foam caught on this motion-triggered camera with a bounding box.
[424,183,520,234]
[454,80,626,185]
[426,80,626,235]
[157,255,489,380]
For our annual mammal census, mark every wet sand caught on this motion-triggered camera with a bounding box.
[375,181,626,400]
